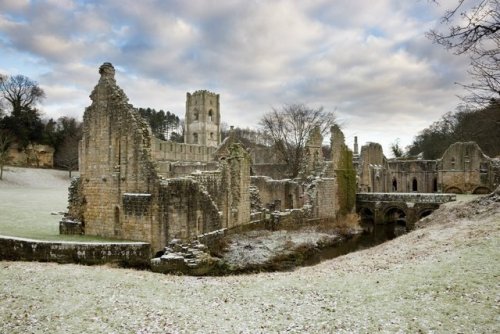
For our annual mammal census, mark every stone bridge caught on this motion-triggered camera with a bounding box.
[356,193,456,227]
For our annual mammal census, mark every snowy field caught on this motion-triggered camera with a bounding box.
[0,167,498,333]
[0,167,114,241]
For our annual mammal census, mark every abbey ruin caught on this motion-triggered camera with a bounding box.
[63,63,500,258]
[63,63,356,254]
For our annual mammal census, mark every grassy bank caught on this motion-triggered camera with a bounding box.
[1,187,498,333]
[0,167,121,242]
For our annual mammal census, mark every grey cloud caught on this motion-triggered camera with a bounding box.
[0,0,471,154]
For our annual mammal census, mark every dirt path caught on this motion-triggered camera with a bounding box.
[1,192,498,333]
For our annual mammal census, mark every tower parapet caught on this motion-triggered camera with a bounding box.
[185,90,221,147]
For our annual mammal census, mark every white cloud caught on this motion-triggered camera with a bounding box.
[0,0,472,156]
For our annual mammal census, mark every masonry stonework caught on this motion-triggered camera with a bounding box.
[65,62,402,257]
[356,140,499,195]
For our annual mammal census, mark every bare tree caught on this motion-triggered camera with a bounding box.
[53,117,82,178]
[0,131,12,180]
[0,74,45,115]
[428,0,500,104]
[55,135,79,178]
[0,74,46,148]
[260,104,336,178]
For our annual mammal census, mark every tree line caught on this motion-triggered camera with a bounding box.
[402,101,500,159]
[137,107,183,142]
[393,0,500,160]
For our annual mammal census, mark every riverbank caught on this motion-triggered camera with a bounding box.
[1,188,498,333]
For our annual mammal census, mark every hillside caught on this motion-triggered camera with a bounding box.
[0,183,498,333]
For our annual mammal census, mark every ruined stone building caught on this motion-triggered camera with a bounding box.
[355,141,500,195]
[65,63,355,254]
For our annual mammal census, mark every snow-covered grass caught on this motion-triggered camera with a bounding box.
[0,167,116,242]
[1,191,498,333]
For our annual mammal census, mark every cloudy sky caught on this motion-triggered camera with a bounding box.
[0,0,471,156]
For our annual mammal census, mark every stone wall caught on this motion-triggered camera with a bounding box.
[388,160,438,193]
[357,140,499,194]
[308,178,337,218]
[158,178,222,240]
[0,236,150,267]
[251,176,303,211]
[156,161,219,179]
[439,142,498,194]
[67,63,256,255]
[152,138,217,163]
[251,164,289,180]
[329,125,356,216]
[73,62,164,252]
[356,192,456,204]
[357,142,390,192]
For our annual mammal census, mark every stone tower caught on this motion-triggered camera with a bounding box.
[184,90,221,147]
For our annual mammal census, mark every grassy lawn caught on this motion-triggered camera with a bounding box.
[1,196,498,333]
[0,167,126,242]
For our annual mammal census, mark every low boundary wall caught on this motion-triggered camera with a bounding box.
[0,235,151,267]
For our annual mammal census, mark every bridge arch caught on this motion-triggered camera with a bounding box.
[472,186,491,194]
[417,208,434,220]
[383,206,407,225]
[444,186,463,194]
[358,207,375,223]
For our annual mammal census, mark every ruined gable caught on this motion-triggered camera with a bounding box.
[73,62,164,251]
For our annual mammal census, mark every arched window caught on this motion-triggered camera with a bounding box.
[194,109,199,121]
[433,178,438,192]
[208,109,213,122]
[193,133,198,144]
[412,178,418,192]
[392,178,398,192]
[210,132,214,139]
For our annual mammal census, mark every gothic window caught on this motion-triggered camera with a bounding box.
[480,162,488,173]
[208,109,213,122]
[194,109,199,121]
[412,178,418,192]
[210,132,214,140]
[193,133,198,144]
[392,178,397,192]
[433,178,438,192]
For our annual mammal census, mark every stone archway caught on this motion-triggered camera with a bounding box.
[473,186,491,194]
[384,206,407,225]
[445,186,463,194]
[359,207,374,223]
[418,209,434,220]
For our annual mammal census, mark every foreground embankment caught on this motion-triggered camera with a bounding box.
[1,189,498,333]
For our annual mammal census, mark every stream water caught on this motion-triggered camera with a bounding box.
[303,221,407,266]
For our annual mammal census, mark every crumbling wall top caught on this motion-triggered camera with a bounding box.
[99,62,115,80]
